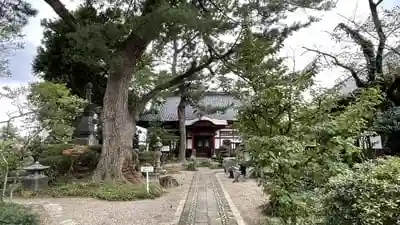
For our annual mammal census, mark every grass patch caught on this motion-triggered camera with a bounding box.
[19,182,163,201]
[0,202,40,225]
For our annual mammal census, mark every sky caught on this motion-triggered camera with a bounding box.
[0,0,398,133]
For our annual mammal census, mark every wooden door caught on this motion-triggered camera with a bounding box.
[194,136,213,157]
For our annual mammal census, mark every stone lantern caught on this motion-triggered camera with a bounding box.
[154,137,163,172]
[21,161,50,191]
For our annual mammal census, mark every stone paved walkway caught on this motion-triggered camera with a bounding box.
[178,169,239,225]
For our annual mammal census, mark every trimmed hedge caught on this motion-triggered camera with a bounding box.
[0,202,40,225]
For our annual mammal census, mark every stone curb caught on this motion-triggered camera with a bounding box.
[214,172,247,225]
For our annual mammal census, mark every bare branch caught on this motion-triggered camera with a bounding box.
[303,47,366,87]
[0,112,34,125]
[336,14,400,57]
[335,23,377,81]
[368,0,386,75]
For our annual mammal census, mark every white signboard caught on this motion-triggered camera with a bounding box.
[141,166,154,173]
[161,146,170,152]
[141,166,154,193]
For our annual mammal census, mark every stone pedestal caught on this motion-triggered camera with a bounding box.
[74,134,98,146]
[154,150,162,172]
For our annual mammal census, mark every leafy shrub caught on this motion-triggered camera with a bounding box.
[38,144,74,181]
[323,157,400,225]
[48,182,163,201]
[138,151,156,165]
[186,161,197,171]
[0,202,40,225]
[38,144,99,182]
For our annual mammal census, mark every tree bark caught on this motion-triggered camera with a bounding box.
[92,60,140,183]
[177,95,186,163]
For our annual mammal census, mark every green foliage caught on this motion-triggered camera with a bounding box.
[236,32,383,223]
[374,103,400,134]
[47,182,163,201]
[147,124,177,151]
[0,123,19,140]
[138,151,156,165]
[322,156,400,225]
[241,87,382,223]
[185,161,197,171]
[28,82,86,143]
[37,143,73,180]
[36,0,335,110]
[0,202,40,225]
[0,140,19,172]
[38,144,99,182]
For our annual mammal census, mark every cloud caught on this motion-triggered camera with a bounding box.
[5,42,37,85]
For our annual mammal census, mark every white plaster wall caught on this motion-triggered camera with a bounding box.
[187,138,192,149]
[215,140,220,149]
[215,130,220,149]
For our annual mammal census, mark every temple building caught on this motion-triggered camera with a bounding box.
[137,92,241,158]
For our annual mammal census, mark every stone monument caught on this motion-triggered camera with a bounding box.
[154,137,163,173]
[73,82,98,146]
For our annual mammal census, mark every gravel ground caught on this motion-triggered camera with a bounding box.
[215,171,268,225]
[13,171,195,225]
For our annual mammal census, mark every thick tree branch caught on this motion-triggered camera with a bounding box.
[375,0,384,6]
[368,0,386,76]
[335,23,376,81]
[43,0,77,30]
[303,47,366,87]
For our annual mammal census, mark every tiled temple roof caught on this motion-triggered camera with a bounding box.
[139,92,241,122]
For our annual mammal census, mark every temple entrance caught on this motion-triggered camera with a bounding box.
[194,135,214,157]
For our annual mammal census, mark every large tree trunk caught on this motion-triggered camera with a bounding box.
[177,96,186,163]
[92,64,141,183]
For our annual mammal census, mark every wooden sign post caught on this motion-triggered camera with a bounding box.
[140,166,154,193]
